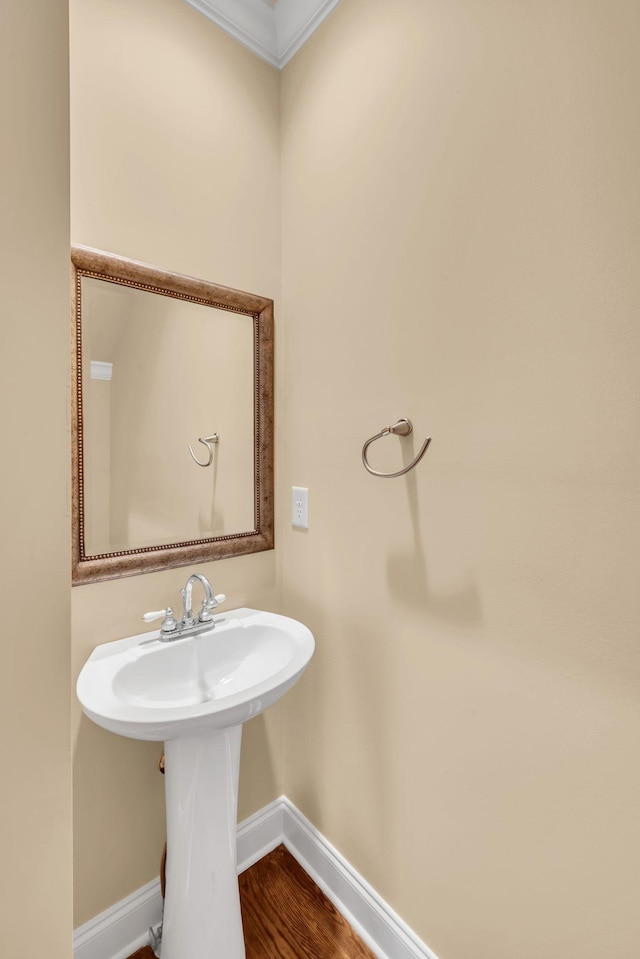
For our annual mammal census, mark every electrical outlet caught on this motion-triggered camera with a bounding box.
[292,486,309,528]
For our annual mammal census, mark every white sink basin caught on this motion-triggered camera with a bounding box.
[77,607,315,741]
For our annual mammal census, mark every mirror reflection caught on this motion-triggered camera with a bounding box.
[82,277,255,554]
[71,246,274,585]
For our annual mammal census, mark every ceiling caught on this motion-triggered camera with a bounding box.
[183,0,343,69]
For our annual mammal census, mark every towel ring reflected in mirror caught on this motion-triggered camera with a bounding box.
[188,434,219,468]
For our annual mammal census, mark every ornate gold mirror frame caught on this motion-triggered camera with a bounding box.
[71,246,274,585]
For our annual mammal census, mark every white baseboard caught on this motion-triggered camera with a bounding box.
[74,796,437,959]
[282,798,438,959]
[73,877,162,959]
[236,795,285,872]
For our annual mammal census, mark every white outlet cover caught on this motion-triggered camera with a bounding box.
[292,486,309,529]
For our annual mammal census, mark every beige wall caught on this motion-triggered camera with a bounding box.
[280,2,640,958]
[70,0,282,926]
[71,0,640,954]
[0,1,73,956]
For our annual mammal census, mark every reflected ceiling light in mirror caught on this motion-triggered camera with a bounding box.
[90,361,113,381]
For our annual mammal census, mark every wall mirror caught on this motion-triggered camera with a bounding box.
[71,246,274,585]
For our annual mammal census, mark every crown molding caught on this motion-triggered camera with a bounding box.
[183,0,278,66]
[182,0,342,69]
[275,0,343,66]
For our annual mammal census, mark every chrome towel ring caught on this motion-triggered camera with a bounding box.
[188,433,219,467]
[362,418,431,478]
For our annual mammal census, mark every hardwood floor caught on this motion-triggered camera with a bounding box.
[241,845,376,959]
[126,845,376,959]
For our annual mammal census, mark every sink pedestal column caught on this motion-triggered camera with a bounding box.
[161,725,245,959]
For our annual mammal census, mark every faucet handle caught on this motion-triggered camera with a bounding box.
[143,607,178,633]
[198,594,226,623]
[143,609,166,623]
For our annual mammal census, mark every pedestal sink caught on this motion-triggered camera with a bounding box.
[77,607,314,959]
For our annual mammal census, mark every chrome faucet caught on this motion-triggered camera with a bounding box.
[181,573,217,628]
[143,573,226,642]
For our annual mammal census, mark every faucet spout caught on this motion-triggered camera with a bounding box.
[181,573,215,627]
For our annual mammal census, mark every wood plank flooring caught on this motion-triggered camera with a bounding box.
[127,845,376,959]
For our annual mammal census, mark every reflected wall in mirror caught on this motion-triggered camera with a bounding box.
[71,247,274,585]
